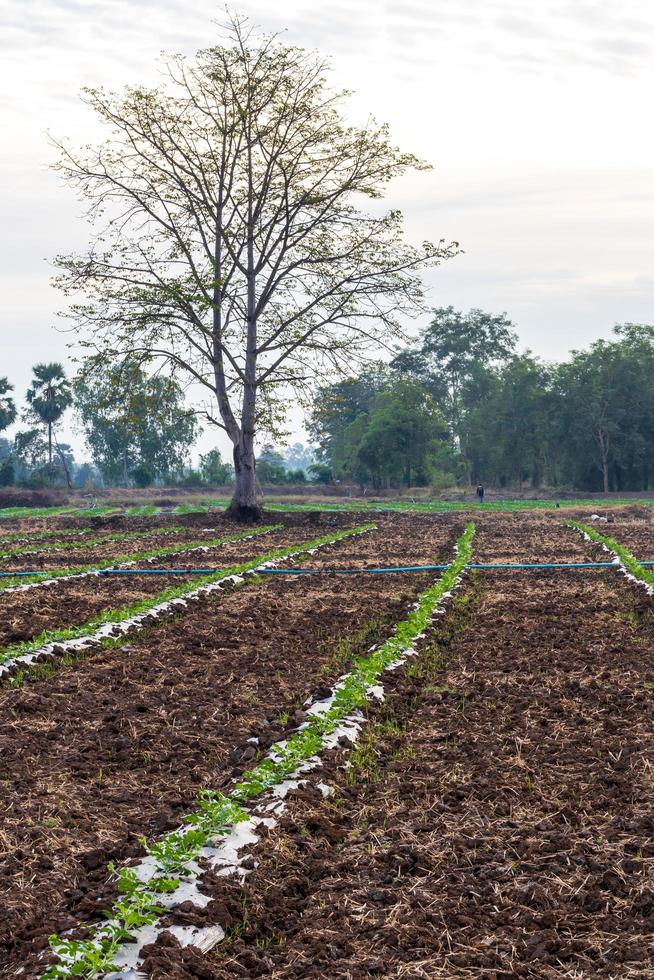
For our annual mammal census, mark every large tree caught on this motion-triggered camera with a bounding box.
[52,16,458,518]
[347,378,449,488]
[465,354,552,488]
[393,306,516,481]
[307,362,393,477]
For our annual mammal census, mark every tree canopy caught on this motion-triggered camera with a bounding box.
[0,378,17,434]
[52,14,457,516]
[74,360,198,486]
[310,315,654,493]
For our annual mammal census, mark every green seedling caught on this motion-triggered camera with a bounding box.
[43,522,473,979]
[0,524,281,594]
[567,520,654,589]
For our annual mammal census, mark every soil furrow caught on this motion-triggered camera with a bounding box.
[0,516,457,978]
[0,526,335,649]
[136,515,654,980]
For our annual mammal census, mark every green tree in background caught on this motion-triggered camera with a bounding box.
[394,307,516,481]
[0,378,17,434]
[553,326,654,492]
[466,354,552,488]
[25,363,73,484]
[308,363,393,478]
[255,445,288,485]
[343,379,449,488]
[309,320,654,494]
[12,429,75,487]
[74,360,197,485]
[200,449,233,486]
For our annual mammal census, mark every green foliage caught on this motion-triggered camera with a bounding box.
[74,359,198,486]
[464,353,552,488]
[26,363,72,428]
[254,446,309,485]
[199,449,233,486]
[52,15,457,513]
[551,325,654,492]
[0,459,14,486]
[42,936,121,978]
[308,362,393,474]
[24,363,73,486]
[394,306,516,480]
[343,378,449,488]
[0,378,17,434]
[312,318,654,492]
[307,462,332,483]
[568,521,654,589]
[256,445,288,484]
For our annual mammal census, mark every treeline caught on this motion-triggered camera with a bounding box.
[0,360,228,489]
[0,359,317,490]
[5,309,654,494]
[309,308,654,493]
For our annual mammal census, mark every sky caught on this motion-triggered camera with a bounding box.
[1,0,653,461]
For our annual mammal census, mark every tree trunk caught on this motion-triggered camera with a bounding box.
[227,139,263,524]
[53,433,72,490]
[602,459,609,494]
[228,433,260,521]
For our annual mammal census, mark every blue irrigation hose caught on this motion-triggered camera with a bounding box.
[259,561,639,574]
[2,560,654,578]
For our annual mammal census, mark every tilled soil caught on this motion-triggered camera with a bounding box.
[0,516,459,978]
[0,524,240,570]
[0,525,350,649]
[590,518,654,562]
[127,512,654,980]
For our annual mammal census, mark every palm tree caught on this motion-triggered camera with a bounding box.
[26,363,73,473]
[0,378,16,434]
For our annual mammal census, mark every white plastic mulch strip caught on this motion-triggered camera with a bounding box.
[575,526,654,596]
[41,525,473,980]
[0,528,372,679]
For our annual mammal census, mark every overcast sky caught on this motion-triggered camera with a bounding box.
[1,0,653,459]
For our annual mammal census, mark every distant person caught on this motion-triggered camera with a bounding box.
[476,484,485,503]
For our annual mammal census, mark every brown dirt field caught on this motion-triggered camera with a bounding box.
[590,517,654,561]
[0,525,239,571]
[0,524,351,649]
[122,513,654,980]
[0,516,459,978]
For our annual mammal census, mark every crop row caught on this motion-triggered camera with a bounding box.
[568,520,654,593]
[0,523,196,557]
[0,525,280,593]
[41,521,475,978]
[0,523,375,676]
